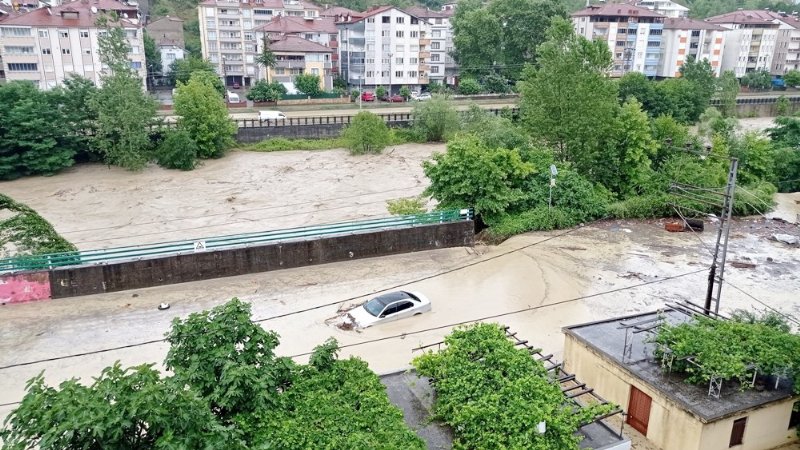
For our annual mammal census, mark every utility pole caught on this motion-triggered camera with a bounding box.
[704,158,739,315]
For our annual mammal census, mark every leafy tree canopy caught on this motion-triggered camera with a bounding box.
[174,71,236,159]
[341,111,392,154]
[294,73,322,96]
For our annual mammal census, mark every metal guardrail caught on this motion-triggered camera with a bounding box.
[0,209,473,273]
[709,95,800,106]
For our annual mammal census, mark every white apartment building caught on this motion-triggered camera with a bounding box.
[0,0,145,89]
[198,0,320,88]
[405,6,452,84]
[707,10,779,77]
[635,0,688,18]
[337,6,432,92]
[572,4,665,78]
[764,12,800,74]
[659,17,726,77]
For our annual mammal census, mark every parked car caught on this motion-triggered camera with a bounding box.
[348,291,431,328]
[381,94,405,103]
[414,92,432,101]
[258,110,287,121]
[232,82,241,89]
[361,91,376,102]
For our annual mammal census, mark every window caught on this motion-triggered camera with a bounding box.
[366,70,373,77]
[208,31,217,39]
[396,17,404,23]
[409,57,417,64]
[395,70,403,77]
[58,30,68,38]
[432,30,441,38]
[410,44,418,51]
[616,41,624,47]
[1,27,32,37]
[410,31,418,38]
[366,44,375,51]
[4,46,34,55]
[382,44,390,51]
[396,30,404,38]
[431,42,440,49]
[80,30,89,38]
[729,417,746,447]
[435,18,442,24]
[381,58,389,64]
[62,48,71,55]
[38,29,48,38]
[789,401,800,430]
[367,17,375,23]
[382,30,389,37]
[42,48,52,55]
[304,33,312,40]
[206,7,215,16]
[396,44,404,52]
[254,9,273,15]
[311,68,319,75]
[126,29,137,38]
[242,9,251,17]
[649,29,662,35]
[274,67,285,74]
[690,42,698,49]
[84,49,91,55]
[367,57,375,64]
[411,17,418,24]
[131,46,139,54]
[431,65,439,73]
[245,32,254,40]
[395,301,414,313]
[382,16,390,23]
[207,19,216,29]
[130,61,142,69]
[395,57,403,64]
[431,53,440,61]
[7,63,38,71]
[408,70,416,77]
[381,70,388,76]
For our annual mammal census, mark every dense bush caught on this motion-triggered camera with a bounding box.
[386,196,427,215]
[174,72,236,159]
[457,78,482,95]
[0,194,77,256]
[341,111,392,155]
[412,95,461,142]
[247,80,287,102]
[294,73,322,97]
[156,129,199,170]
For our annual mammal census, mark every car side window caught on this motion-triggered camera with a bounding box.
[395,301,414,313]
[381,305,397,317]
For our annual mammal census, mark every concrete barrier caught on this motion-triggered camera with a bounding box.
[6,221,472,301]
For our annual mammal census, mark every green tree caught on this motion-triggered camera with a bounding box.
[341,111,392,155]
[741,69,771,91]
[0,82,80,179]
[482,72,511,93]
[375,85,387,98]
[174,71,236,159]
[452,0,566,81]
[729,132,775,185]
[0,364,230,449]
[412,95,461,142]
[60,74,99,141]
[386,196,427,215]
[91,24,157,170]
[156,129,198,170]
[255,37,276,74]
[143,30,162,85]
[399,85,411,100]
[294,73,322,96]
[423,135,534,219]
[602,98,658,195]
[716,70,740,118]
[650,114,692,169]
[457,77,482,95]
[520,17,618,175]
[247,79,286,102]
[679,55,715,110]
[618,72,656,109]
[784,69,800,87]
[169,56,218,86]
[776,95,791,116]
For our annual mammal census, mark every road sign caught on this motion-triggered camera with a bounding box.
[193,241,207,252]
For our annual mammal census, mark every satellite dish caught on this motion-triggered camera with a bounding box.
[90,5,97,13]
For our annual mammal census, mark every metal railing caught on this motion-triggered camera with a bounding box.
[0,209,473,273]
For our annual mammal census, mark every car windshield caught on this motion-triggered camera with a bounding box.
[364,298,386,317]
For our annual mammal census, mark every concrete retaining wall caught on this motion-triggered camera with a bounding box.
[18,221,472,300]
[236,120,412,142]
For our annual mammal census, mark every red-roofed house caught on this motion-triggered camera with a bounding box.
[198,0,321,87]
[707,10,781,77]
[0,0,145,89]
[254,15,338,75]
[658,17,726,77]
[336,6,432,92]
[256,34,332,91]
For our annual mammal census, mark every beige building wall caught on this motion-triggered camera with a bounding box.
[698,398,798,450]
[563,335,706,450]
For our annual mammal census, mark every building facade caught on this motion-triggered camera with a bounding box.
[572,4,665,78]
[634,0,688,18]
[337,6,431,93]
[145,16,185,74]
[659,17,726,77]
[198,0,320,87]
[0,0,145,89]
[405,6,451,84]
[707,10,779,77]
[255,34,332,91]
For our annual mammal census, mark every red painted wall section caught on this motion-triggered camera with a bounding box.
[0,273,52,304]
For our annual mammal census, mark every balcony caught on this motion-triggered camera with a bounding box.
[419,38,431,46]
[276,60,306,69]
[419,51,430,58]
[418,64,430,71]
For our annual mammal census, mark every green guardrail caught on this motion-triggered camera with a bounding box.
[0,209,473,273]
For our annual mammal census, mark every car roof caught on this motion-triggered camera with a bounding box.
[370,291,416,307]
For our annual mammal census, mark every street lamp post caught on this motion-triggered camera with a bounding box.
[548,164,558,211]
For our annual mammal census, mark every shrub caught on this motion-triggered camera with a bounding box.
[244,137,346,152]
[247,80,286,102]
[482,73,510,94]
[341,111,391,155]
[457,78,482,95]
[174,72,236,159]
[412,95,460,142]
[486,206,583,239]
[0,194,77,256]
[386,196,427,215]
[399,86,411,100]
[375,86,387,98]
[156,129,198,170]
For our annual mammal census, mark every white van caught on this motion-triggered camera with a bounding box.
[258,110,287,121]
[227,91,240,103]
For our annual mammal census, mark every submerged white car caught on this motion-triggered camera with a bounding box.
[348,291,431,328]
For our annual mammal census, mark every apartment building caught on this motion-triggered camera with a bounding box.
[405,6,452,84]
[659,17,725,77]
[0,0,145,89]
[764,12,800,74]
[572,3,665,77]
[634,0,688,18]
[336,6,431,92]
[707,10,779,77]
[198,0,320,88]
[254,14,338,77]
[145,16,185,74]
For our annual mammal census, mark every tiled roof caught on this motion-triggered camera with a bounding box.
[320,5,361,17]
[0,0,140,27]
[269,34,333,52]
[706,9,780,26]
[254,14,337,33]
[336,5,423,24]
[571,3,665,18]
[663,17,725,31]
[404,5,448,18]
